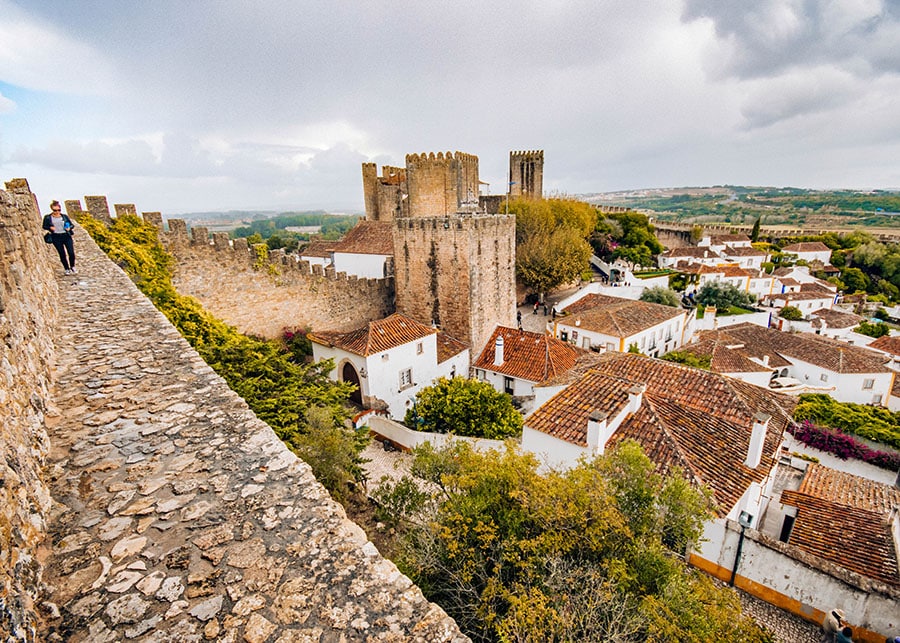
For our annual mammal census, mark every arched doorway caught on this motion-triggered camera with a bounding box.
[342,362,362,406]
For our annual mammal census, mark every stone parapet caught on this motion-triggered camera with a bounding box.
[37,205,467,641]
[0,178,59,641]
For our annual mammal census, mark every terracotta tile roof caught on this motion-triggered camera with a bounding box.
[779,464,900,587]
[694,328,792,368]
[722,246,767,257]
[869,335,900,357]
[709,234,751,244]
[893,375,900,399]
[436,332,469,363]
[776,277,801,287]
[473,326,582,383]
[679,337,772,373]
[723,322,890,373]
[331,221,394,255]
[661,246,722,259]
[799,281,837,294]
[560,294,684,338]
[527,370,632,446]
[809,308,863,329]
[299,239,337,258]
[308,313,435,356]
[771,291,834,303]
[539,352,610,388]
[782,242,831,253]
[697,264,755,278]
[526,353,795,514]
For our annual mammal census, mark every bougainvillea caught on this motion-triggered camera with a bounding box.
[789,420,900,471]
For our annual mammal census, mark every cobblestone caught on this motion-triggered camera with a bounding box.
[39,230,468,641]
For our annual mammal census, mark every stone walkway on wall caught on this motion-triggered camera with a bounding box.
[39,230,468,642]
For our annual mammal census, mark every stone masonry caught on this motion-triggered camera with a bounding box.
[0,179,466,641]
[38,227,466,641]
[0,179,57,641]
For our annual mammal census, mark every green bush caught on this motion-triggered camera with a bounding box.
[779,305,803,321]
[793,394,900,449]
[405,376,522,439]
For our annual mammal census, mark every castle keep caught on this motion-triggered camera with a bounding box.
[376,151,517,356]
[508,150,544,200]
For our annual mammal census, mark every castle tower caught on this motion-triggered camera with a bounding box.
[361,163,408,221]
[392,151,516,355]
[508,150,544,200]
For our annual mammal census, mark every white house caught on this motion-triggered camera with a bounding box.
[329,220,394,278]
[553,293,688,358]
[781,241,833,265]
[309,313,469,419]
[867,335,900,411]
[784,307,864,340]
[764,290,838,317]
[298,239,336,269]
[658,246,723,269]
[522,352,795,531]
[699,233,752,253]
[472,326,582,403]
[719,245,769,270]
[713,322,895,405]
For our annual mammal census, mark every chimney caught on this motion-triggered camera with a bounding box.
[745,413,771,469]
[762,355,769,366]
[628,385,645,414]
[493,335,504,366]
[587,411,608,454]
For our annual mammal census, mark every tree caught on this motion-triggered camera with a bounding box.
[640,286,681,308]
[661,351,711,370]
[750,216,761,242]
[855,320,890,338]
[373,440,762,643]
[696,282,755,309]
[517,227,592,295]
[406,376,523,439]
[841,267,870,294]
[510,198,594,295]
[778,305,803,321]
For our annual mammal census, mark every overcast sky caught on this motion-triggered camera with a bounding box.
[1,1,898,215]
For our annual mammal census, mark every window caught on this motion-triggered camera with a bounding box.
[504,376,514,395]
[381,353,389,362]
[872,394,883,405]
[399,368,412,389]
[416,342,423,355]
[571,330,578,341]
[863,378,874,390]
[820,373,828,383]
[475,369,485,380]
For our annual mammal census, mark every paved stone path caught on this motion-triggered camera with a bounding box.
[39,231,467,642]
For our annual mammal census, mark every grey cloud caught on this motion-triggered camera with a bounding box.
[11,138,158,175]
[682,0,900,79]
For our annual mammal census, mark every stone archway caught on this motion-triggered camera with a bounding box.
[342,362,363,406]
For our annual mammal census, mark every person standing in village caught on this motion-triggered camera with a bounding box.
[42,200,77,274]
[820,608,845,643]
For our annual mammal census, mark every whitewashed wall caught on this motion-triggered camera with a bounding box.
[332,252,390,279]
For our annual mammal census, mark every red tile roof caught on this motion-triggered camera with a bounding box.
[560,294,684,338]
[436,332,469,363]
[809,308,863,330]
[782,242,831,253]
[869,335,900,357]
[779,464,900,588]
[331,221,394,255]
[473,326,581,383]
[308,313,435,355]
[722,322,890,374]
[722,246,767,257]
[679,336,772,373]
[299,239,337,258]
[661,246,722,259]
[526,353,796,513]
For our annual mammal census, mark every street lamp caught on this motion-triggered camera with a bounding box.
[729,510,754,586]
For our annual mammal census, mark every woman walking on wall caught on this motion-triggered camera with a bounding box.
[42,200,76,274]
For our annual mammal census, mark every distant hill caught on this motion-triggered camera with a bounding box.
[579,186,900,228]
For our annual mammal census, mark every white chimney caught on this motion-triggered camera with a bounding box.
[493,335,504,366]
[762,355,769,366]
[587,411,608,454]
[745,412,771,469]
[628,385,645,414]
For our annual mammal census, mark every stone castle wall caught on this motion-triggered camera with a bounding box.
[361,163,408,221]
[0,179,58,641]
[393,213,516,354]
[159,220,394,338]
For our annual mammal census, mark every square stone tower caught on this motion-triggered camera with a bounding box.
[509,150,544,200]
[390,151,516,355]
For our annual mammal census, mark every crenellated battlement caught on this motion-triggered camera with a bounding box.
[509,150,544,200]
